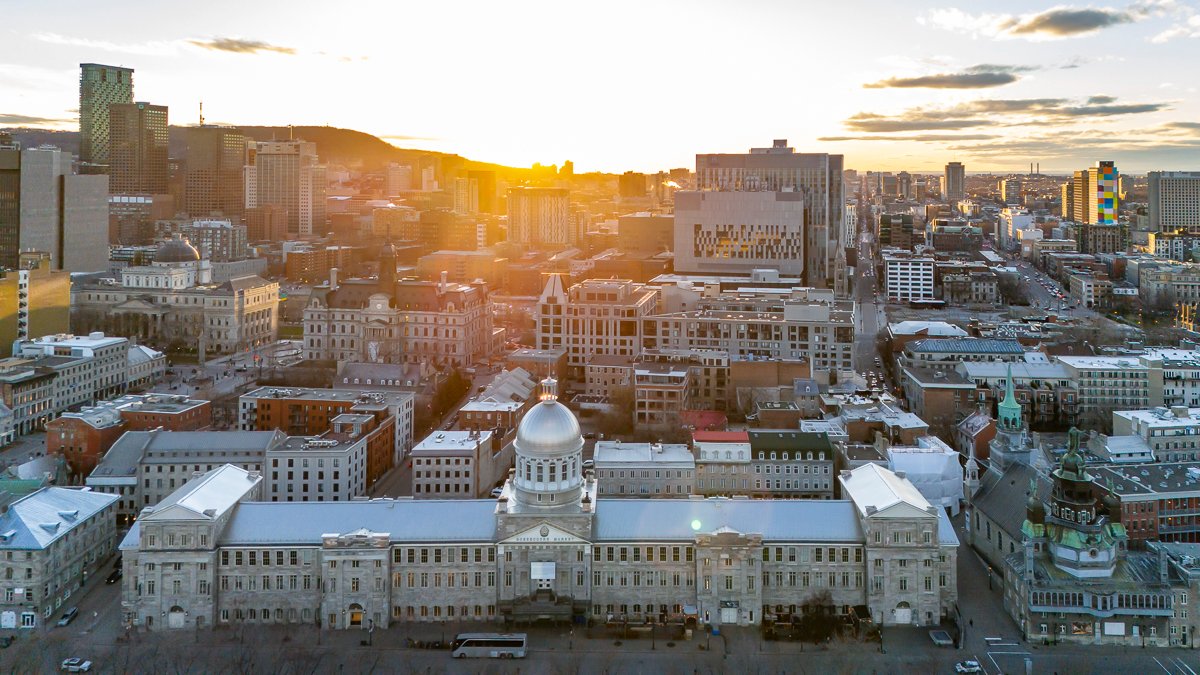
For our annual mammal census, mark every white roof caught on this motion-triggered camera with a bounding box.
[0,487,118,550]
[1055,355,1149,370]
[142,464,260,522]
[413,430,493,453]
[839,463,933,518]
[957,361,1070,380]
[888,321,968,337]
[594,442,695,467]
[1115,407,1200,428]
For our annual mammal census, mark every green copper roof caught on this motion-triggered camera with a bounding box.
[998,364,1023,431]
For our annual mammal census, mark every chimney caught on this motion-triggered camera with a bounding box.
[439,270,448,292]
[329,267,339,291]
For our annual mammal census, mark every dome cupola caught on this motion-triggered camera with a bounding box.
[511,379,584,508]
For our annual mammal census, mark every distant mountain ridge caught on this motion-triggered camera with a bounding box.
[1,124,518,175]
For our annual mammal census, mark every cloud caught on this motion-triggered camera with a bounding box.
[921,3,1167,40]
[1151,13,1200,41]
[33,32,177,56]
[380,134,440,142]
[840,95,1169,133]
[1004,7,1137,36]
[818,134,1000,142]
[863,64,1035,89]
[0,113,73,125]
[188,37,296,55]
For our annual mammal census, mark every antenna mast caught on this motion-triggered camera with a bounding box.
[199,100,205,126]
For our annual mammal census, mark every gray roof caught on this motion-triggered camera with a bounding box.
[0,487,117,550]
[146,465,260,521]
[907,338,1025,354]
[219,500,499,545]
[593,499,864,542]
[123,429,287,463]
[971,463,1051,542]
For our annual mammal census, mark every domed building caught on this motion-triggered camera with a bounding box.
[509,379,586,509]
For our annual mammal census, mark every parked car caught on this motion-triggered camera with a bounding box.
[60,658,91,672]
[56,607,79,627]
[490,487,504,498]
[106,568,122,584]
[955,661,982,674]
[582,459,595,469]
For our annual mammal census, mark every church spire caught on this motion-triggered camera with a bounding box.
[997,363,1023,431]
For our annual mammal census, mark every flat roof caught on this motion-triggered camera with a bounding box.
[594,442,695,466]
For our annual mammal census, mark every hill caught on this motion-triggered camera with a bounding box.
[1,124,522,176]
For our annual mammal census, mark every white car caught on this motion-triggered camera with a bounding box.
[61,659,92,673]
[490,487,504,498]
[582,459,595,469]
[955,661,982,674]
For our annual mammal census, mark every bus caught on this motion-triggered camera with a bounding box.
[450,633,527,659]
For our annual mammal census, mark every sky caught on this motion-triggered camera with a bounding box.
[2,0,1200,174]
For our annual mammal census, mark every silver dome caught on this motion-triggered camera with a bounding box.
[155,235,201,263]
[515,399,582,458]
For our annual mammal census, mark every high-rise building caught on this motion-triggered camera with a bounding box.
[79,63,134,173]
[1000,178,1022,205]
[0,142,108,272]
[0,252,70,358]
[506,187,575,248]
[108,102,168,195]
[1148,171,1200,233]
[244,141,326,236]
[1061,180,1076,221]
[694,139,843,287]
[184,126,246,219]
[674,191,806,276]
[468,170,497,214]
[453,177,478,215]
[245,205,288,242]
[384,163,412,195]
[1073,161,1119,225]
[619,171,647,198]
[943,162,965,202]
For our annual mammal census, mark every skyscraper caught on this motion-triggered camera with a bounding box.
[79,63,134,173]
[694,139,843,287]
[184,125,246,219]
[1148,171,1200,233]
[244,141,326,236]
[506,187,574,248]
[0,141,109,272]
[1061,180,1076,221]
[108,102,169,195]
[943,162,965,202]
[1073,161,1119,225]
[1000,178,1022,205]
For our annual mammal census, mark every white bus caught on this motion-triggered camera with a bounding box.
[450,633,527,659]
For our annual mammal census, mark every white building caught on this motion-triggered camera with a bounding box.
[883,251,935,302]
[410,429,509,499]
[13,331,130,402]
[1148,171,1200,234]
[244,140,326,236]
[593,441,695,497]
[506,187,575,249]
[998,208,1034,251]
[885,436,964,515]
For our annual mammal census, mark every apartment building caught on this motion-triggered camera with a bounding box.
[0,488,118,629]
[593,441,695,497]
[535,275,659,378]
[239,386,414,481]
[747,430,835,499]
[883,251,935,302]
[901,338,1028,372]
[120,429,285,507]
[693,431,753,496]
[410,429,509,499]
[267,414,374,502]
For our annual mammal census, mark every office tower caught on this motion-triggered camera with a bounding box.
[897,171,912,199]
[244,141,326,236]
[468,170,497,214]
[1001,178,1022,205]
[506,187,574,249]
[184,125,246,219]
[943,162,966,202]
[1148,171,1200,233]
[385,163,412,195]
[0,252,70,358]
[108,102,168,195]
[245,205,288,242]
[881,173,899,197]
[1074,161,1118,225]
[420,166,437,192]
[1061,180,1076,221]
[619,171,647,198]
[0,143,109,272]
[453,177,479,215]
[79,63,134,173]
[674,191,806,276]
[694,139,843,287]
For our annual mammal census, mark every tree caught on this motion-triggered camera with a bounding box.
[797,591,839,643]
[601,385,635,436]
[997,275,1030,306]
